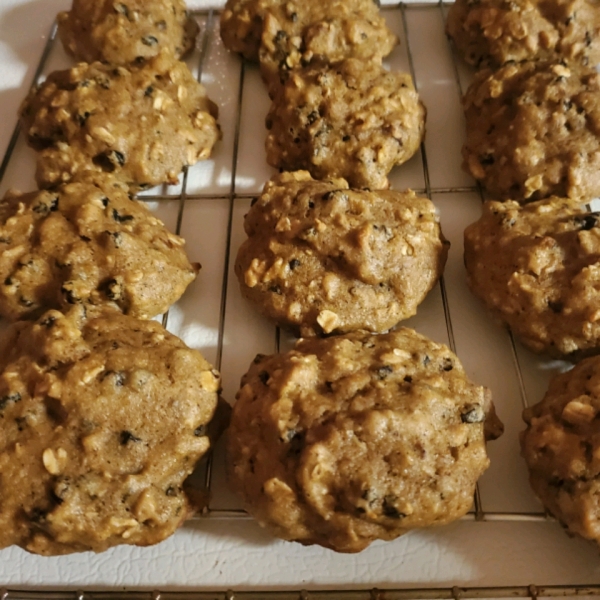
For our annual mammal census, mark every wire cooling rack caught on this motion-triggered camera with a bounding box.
[1,0,599,593]
[1,584,600,600]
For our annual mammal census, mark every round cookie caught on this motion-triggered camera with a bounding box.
[57,0,199,65]
[235,171,448,337]
[464,197,600,357]
[258,0,397,96]
[227,328,503,553]
[0,176,198,321]
[19,53,220,190]
[220,0,396,77]
[0,307,221,555]
[521,355,600,546]
[265,59,426,190]
[462,60,600,202]
[446,0,600,69]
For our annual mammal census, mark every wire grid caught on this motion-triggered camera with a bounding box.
[2,584,600,600]
[0,0,573,565]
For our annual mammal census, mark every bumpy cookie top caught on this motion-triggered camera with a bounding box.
[0,176,198,321]
[265,59,426,190]
[19,54,220,190]
[58,0,199,65]
[227,328,502,553]
[521,355,600,545]
[220,0,396,72]
[235,171,448,336]
[465,198,600,357]
[446,0,600,69]
[0,308,221,555]
[462,60,600,202]
[257,0,397,96]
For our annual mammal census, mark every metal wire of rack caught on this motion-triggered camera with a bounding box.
[1,584,600,600]
[0,1,593,595]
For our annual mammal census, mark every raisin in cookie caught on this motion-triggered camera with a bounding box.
[227,328,503,553]
[464,198,600,357]
[0,307,222,555]
[19,53,220,190]
[521,355,600,546]
[258,0,397,96]
[235,171,448,337]
[58,0,198,65]
[0,176,198,321]
[265,59,426,190]
[462,60,600,202]
[446,0,600,69]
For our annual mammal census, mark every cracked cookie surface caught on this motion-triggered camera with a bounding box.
[446,0,600,69]
[227,328,502,553]
[235,171,448,337]
[465,198,600,357]
[58,0,199,65]
[19,53,220,190]
[0,308,221,555]
[265,59,426,190]
[521,355,600,546]
[0,176,198,321]
[462,60,600,202]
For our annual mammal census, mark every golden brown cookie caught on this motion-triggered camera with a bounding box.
[235,171,448,337]
[227,328,503,553]
[258,0,397,96]
[265,59,426,190]
[220,0,396,90]
[464,197,600,357]
[58,0,199,65]
[0,307,221,555]
[462,60,600,202]
[19,53,220,190]
[446,0,600,69]
[0,176,198,321]
[521,355,600,546]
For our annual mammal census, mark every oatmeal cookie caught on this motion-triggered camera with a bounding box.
[58,0,199,65]
[220,0,396,86]
[521,355,600,545]
[446,0,600,69]
[235,171,448,337]
[464,198,600,357]
[227,328,503,553]
[258,0,397,96]
[265,59,426,190]
[19,53,220,190]
[462,60,600,202]
[0,176,198,321]
[0,307,222,555]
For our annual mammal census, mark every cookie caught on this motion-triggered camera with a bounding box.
[462,60,600,202]
[521,355,600,546]
[446,0,600,69]
[235,171,448,337]
[0,307,222,555]
[0,176,198,321]
[220,0,396,86]
[58,0,199,65]
[19,53,220,190]
[265,59,426,190]
[258,0,397,96]
[464,197,600,357]
[227,328,503,553]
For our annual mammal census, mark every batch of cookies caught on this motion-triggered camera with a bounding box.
[447,0,600,549]
[1,0,600,561]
